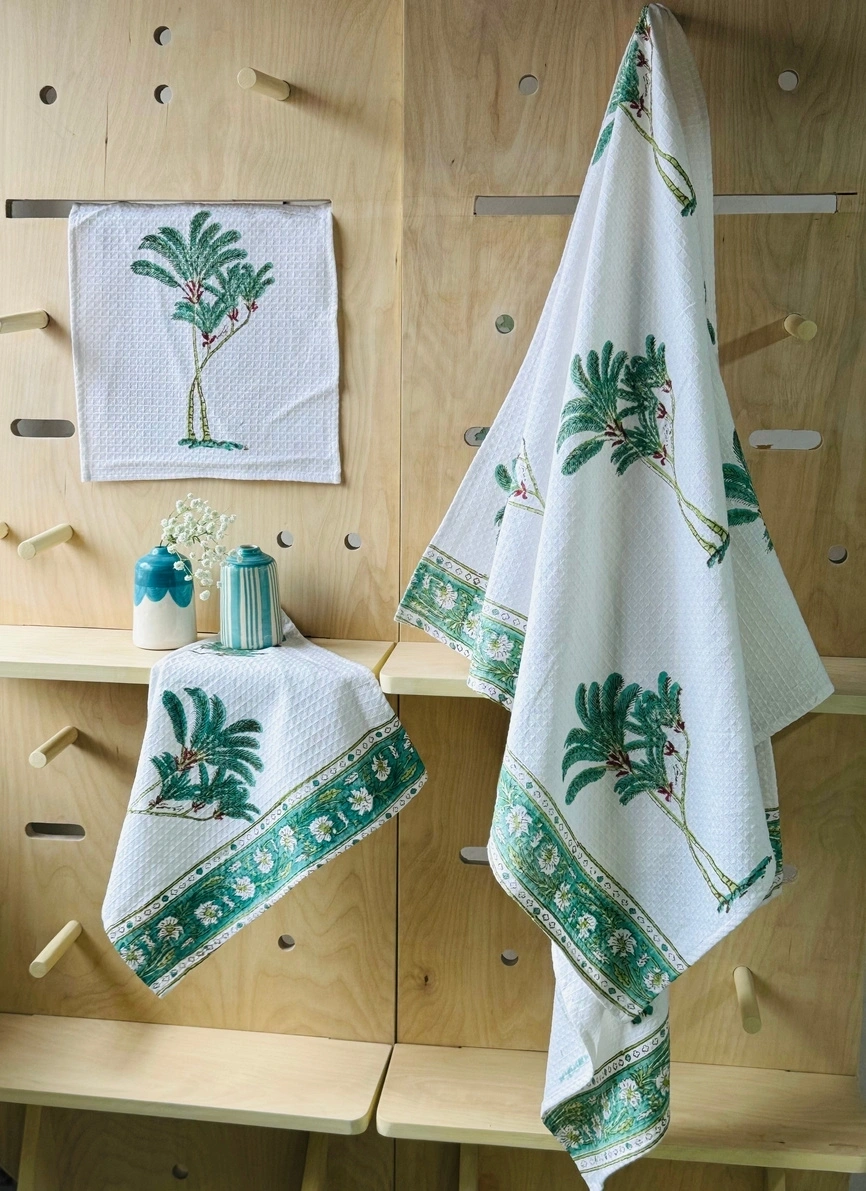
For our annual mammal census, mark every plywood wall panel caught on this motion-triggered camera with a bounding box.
[396,695,554,1050]
[0,679,396,1042]
[0,0,401,640]
[404,0,866,204]
[670,711,866,1075]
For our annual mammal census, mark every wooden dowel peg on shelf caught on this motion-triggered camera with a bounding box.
[299,1133,328,1191]
[0,310,49,334]
[29,724,78,769]
[0,522,8,539]
[237,67,292,101]
[18,522,73,559]
[29,920,82,978]
[458,1143,479,1191]
[783,313,818,341]
[733,965,762,1033]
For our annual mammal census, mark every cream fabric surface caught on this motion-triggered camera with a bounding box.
[70,202,340,482]
[397,6,831,1184]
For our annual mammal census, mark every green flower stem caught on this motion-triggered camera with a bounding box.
[620,106,696,214]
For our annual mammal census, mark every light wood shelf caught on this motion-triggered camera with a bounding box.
[0,1014,391,1134]
[381,643,865,714]
[0,626,395,685]
[376,1043,866,1172]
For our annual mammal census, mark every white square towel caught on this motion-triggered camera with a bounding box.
[69,202,340,482]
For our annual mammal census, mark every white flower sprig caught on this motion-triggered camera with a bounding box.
[160,494,236,601]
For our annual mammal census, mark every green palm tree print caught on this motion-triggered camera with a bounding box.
[133,687,264,822]
[593,7,696,217]
[557,337,730,566]
[493,440,545,528]
[132,211,275,450]
[563,672,771,911]
[723,431,774,551]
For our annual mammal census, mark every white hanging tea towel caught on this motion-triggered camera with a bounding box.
[397,6,831,1185]
[70,202,340,482]
[103,618,425,995]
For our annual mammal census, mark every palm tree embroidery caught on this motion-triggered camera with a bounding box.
[593,7,696,217]
[493,439,546,528]
[132,211,274,451]
[723,431,774,551]
[132,687,264,822]
[562,672,771,912]
[558,337,730,566]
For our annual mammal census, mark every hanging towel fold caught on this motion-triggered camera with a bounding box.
[70,202,340,482]
[397,6,831,1185]
[103,617,425,995]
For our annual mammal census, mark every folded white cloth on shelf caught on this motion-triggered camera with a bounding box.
[70,202,340,482]
[397,6,831,1185]
[103,616,425,995]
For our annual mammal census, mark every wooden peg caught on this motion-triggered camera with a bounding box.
[0,310,49,334]
[29,724,78,769]
[237,67,292,101]
[458,1143,479,1191]
[18,522,73,559]
[783,313,818,341]
[300,1133,328,1191]
[29,920,82,978]
[733,965,762,1033]
[0,522,8,539]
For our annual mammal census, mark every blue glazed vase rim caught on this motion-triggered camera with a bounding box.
[226,544,276,568]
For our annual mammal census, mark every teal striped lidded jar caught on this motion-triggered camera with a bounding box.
[219,545,282,650]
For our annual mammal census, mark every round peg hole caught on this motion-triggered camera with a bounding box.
[828,545,848,564]
[39,85,57,105]
[154,84,172,104]
[344,532,362,550]
[464,426,489,447]
[276,530,294,548]
[277,934,296,951]
[500,949,519,966]
[154,26,172,45]
[518,74,539,95]
[171,1165,189,1181]
[495,314,515,334]
[777,70,799,92]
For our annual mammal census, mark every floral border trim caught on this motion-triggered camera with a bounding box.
[544,1019,670,1173]
[766,806,782,896]
[489,752,685,1017]
[108,718,426,994]
[396,545,526,706]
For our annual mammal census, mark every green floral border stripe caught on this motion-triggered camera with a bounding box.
[544,1019,670,1173]
[109,721,426,994]
[489,753,684,1017]
[397,547,526,706]
[766,806,782,895]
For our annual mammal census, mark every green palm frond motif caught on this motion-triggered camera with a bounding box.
[492,441,546,529]
[131,211,275,451]
[558,337,730,566]
[723,431,774,551]
[563,671,771,911]
[134,687,264,823]
[593,7,696,217]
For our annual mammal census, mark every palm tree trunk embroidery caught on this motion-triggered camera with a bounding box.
[132,687,264,823]
[562,672,771,912]
[131,210,275,451]
[592,7,697,218]
[557,337,730,567]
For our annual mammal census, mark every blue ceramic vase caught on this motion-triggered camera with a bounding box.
[219,545,282,650]
[132,546,197,650]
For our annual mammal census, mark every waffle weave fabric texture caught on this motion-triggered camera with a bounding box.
[70,202,340,482]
